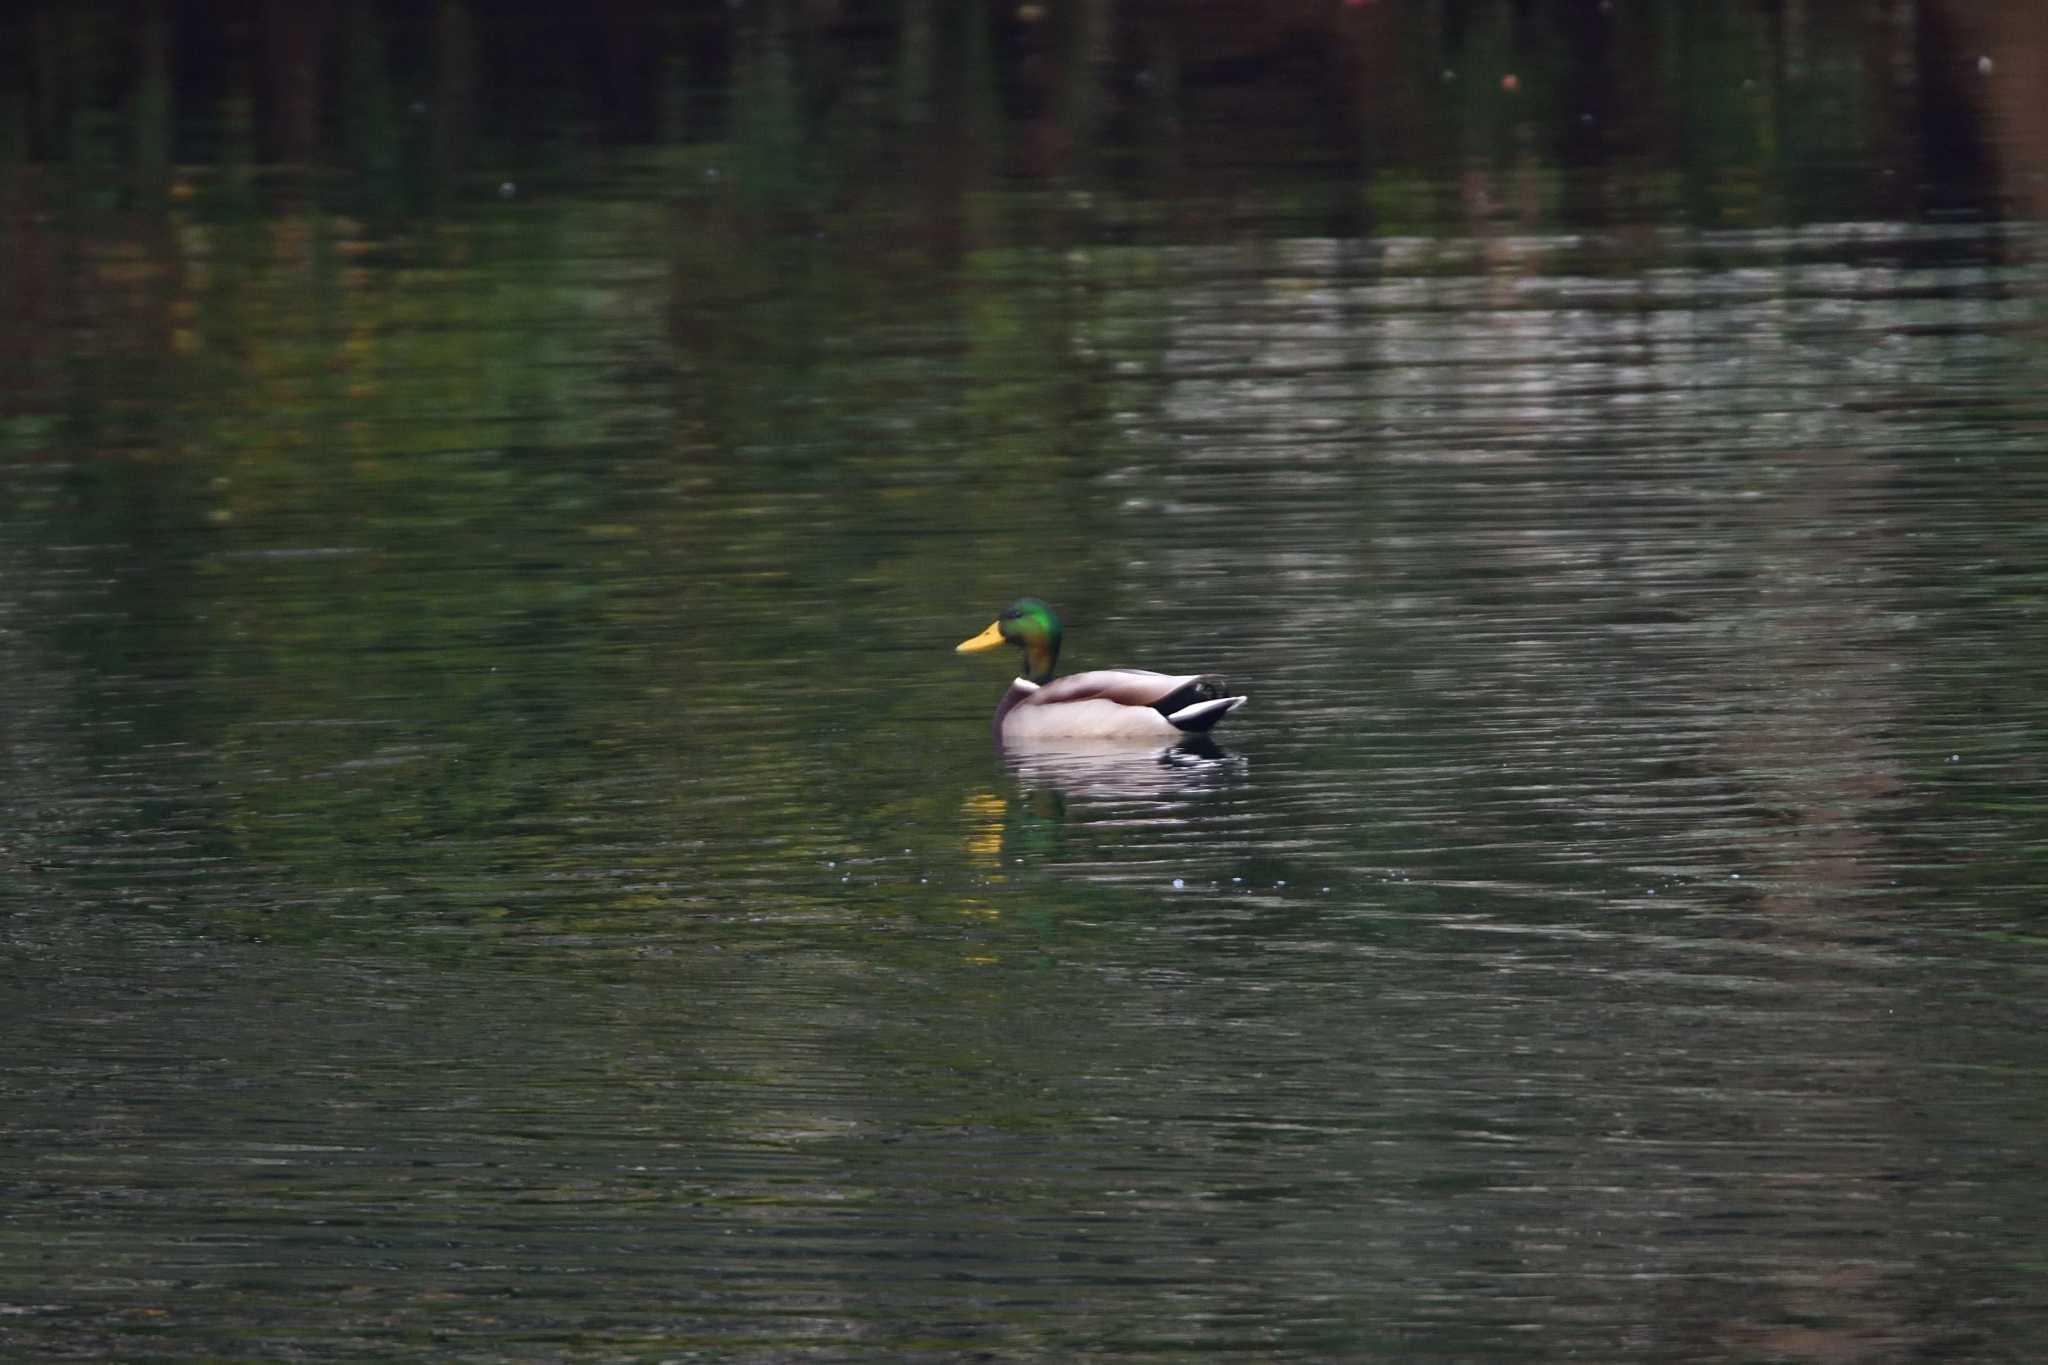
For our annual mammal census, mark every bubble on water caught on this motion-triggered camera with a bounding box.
[1172,878,1185,889]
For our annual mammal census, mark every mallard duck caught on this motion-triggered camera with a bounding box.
[956,597,1247,742]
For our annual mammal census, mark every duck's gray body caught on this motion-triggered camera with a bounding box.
[992,668,1246,742]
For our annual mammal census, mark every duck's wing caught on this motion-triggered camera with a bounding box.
[1032,668,1202,707]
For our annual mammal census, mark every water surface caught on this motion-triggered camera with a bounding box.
[6,16,2048,1361]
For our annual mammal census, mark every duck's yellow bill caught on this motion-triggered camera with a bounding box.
[955,621,1007,653]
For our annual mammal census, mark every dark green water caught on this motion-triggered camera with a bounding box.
[7,6,2048,1361]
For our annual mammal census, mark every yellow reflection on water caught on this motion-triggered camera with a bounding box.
[962,790,1008,946]
[962,789,1006,873]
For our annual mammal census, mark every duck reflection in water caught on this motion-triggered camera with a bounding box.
[1001,733,1247,805]
[962,737,1249,871]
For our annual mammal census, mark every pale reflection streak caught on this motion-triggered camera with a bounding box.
[1120,224,1988,874]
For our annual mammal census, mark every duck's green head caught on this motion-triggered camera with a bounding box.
[956,597,1063,684]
